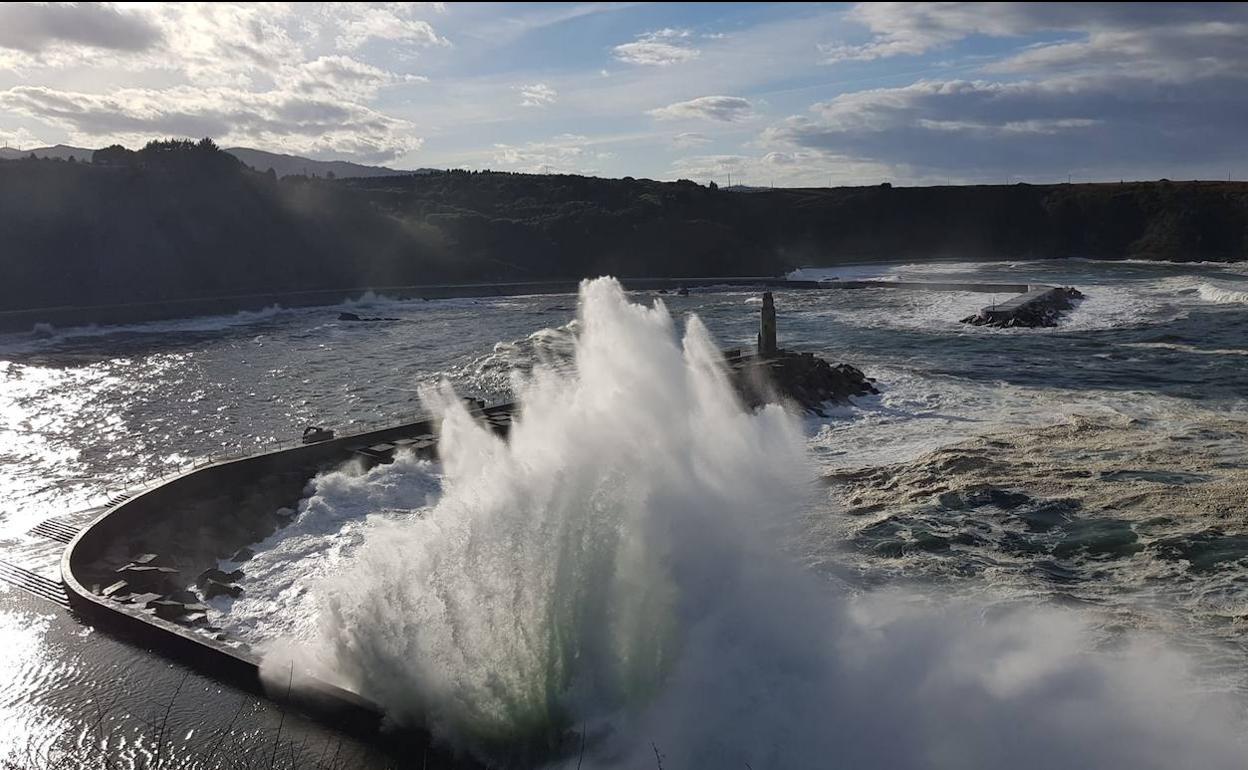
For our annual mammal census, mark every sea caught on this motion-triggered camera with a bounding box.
[1,258,1246,768]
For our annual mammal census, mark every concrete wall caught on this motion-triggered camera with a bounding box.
[58,412,470,729]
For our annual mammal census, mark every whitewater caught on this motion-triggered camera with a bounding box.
[234,276,1245,768]
[2,258,1248,768]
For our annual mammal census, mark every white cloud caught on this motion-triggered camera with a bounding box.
[517,82,558,108]
[613,28,700,66]
[0,5,431,163]
[326,2,449,51]
[671,150,894,187]
[0,84,421,163]
[672,132,711,148]
[491,134,610,175]
[0,126,46,150]
[649,96,753,122]
[821,2,1248,66]
[286,55,426,100]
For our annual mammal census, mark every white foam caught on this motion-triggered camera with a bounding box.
[1196,282,1248,305]
[246,278,1248,768]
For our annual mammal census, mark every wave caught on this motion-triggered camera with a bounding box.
[1197,282,1248,305]
[256,277,1247,768]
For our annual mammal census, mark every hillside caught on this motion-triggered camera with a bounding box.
[0,143,428,179]
[223,147,435,179]
[0,144,95,162]
[2,141,1246,315]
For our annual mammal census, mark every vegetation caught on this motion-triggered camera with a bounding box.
[2,139,1246,312]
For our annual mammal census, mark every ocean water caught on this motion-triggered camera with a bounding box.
[1,259,1246,767]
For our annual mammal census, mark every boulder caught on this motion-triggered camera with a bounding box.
[167,589,199,604]
[203,579,243,599]
[100,580,129,598]
[729,350,878,414]
[150,600,189,620]
[197,567,243,586]
[115,565,179,590]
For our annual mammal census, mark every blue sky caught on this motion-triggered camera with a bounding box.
[1,2,1245,186]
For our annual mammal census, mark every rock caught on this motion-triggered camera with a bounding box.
[115,565,179,590]
[203,579,242,599]
[197,567,243,586]
[167,589,199,604]
[728,350,878,414]
[230,547,254,563]
[126,592,163,607]
[100,580,129,598]
[150,600,189,620]
[338,311,399,322]
[301,426,334,444]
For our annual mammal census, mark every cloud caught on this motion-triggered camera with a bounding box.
[989,20,1248,81]
[491,134,610,175]
[822,2,1248,64]
[672,132,711,149]
[0,2,162,56]
[671,150,894,187]
[0,126,46,150]
[123,3,306,86]
[516,82,558,108]
[613,28,700,66]
[649,96,753,122]
[286,55,426,100]
[327,2,449,51]
[670,153,750,179]
[0,84,421,163]
[762,72,1248,182]
[0,5,430,164]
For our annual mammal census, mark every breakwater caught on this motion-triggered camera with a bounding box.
[0,276,1055,332]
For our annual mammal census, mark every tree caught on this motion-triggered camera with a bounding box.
[92,144,136,165]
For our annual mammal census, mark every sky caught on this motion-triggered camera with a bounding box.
[1,2,1245,186]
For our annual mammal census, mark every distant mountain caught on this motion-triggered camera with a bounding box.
[223,147,436,179]
[0,143,433,179]
[0,144,94,162]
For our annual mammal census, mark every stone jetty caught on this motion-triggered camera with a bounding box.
[960,285,1085,328]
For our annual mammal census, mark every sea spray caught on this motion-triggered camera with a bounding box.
[264,276,811,756]
[263,277,1248,768]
